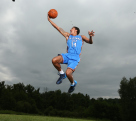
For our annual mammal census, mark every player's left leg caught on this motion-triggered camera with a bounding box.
[65,68,74,84]
[66,68,77,93]
[66,58,79,93]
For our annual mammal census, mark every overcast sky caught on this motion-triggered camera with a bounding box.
[0,0,136,98]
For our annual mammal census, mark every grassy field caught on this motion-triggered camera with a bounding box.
[0,114,110,121]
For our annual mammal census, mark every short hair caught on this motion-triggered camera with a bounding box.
[73,26,80,35]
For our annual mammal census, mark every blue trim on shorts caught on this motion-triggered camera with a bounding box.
[61,53,80,70]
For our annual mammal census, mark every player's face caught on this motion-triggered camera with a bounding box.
[70,27,77,35]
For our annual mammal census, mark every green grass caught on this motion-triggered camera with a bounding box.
[0,114,110,121]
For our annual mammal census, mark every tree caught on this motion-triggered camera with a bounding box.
[0,81,5,97]
[0,81,121,120]
[118,77,136,121]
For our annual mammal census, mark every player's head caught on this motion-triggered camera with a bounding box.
[70,26,80,35]
[73,26,80,35]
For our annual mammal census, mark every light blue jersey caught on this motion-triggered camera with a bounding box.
[67,35,83,55]
[61,35,83,71]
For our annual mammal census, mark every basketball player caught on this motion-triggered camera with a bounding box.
[48,15,95,93]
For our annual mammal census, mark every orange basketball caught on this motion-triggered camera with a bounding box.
[48,9,58,19]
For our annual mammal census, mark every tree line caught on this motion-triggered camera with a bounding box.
[0,76,136,121]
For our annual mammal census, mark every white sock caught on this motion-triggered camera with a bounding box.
[71,82,75,86]
[59,69,64,74]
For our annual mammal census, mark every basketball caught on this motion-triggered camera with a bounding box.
[48,9,58,19]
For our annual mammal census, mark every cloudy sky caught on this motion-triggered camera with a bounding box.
[0,0,136,98]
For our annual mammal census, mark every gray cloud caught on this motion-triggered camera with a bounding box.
[0,0,136,98]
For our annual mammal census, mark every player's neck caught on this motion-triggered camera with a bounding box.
[71,33,77,36]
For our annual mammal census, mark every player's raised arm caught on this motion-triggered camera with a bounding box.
[81,30,95,44]
[47,15,69,39]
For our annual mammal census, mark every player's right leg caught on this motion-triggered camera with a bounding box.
[52,55,63,71]
[52,55,66,84]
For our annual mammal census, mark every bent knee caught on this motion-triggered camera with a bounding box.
[52,57,56,64]
[52,56,63,64]
[66,69,73,77]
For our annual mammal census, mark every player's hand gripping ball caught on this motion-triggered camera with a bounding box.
[48,9,58,19]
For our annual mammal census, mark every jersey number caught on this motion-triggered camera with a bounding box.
[72,42,76,47]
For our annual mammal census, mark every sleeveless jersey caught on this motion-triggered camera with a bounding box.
[67,35,83,55]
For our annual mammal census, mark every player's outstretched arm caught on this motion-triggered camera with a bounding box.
[47,15,69,39]
[81,30,95,44]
